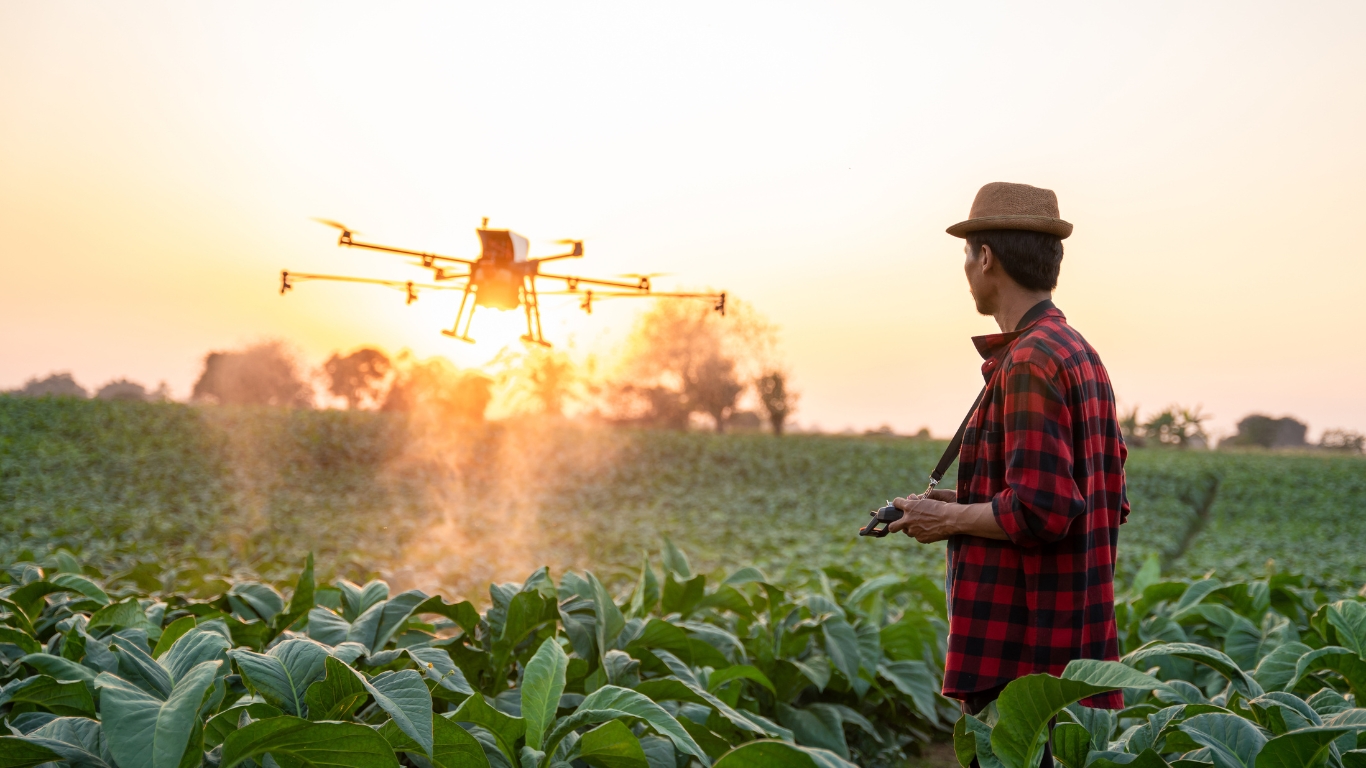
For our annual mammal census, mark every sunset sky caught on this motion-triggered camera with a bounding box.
[3,2,1364,439]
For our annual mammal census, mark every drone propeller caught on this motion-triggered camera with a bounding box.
[312,218,360,235]
[552,238,584,245]
[616,273,670,279]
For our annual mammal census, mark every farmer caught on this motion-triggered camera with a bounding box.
[888,182,1128,765]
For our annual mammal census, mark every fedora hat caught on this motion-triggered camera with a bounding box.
[946,181,1073,239]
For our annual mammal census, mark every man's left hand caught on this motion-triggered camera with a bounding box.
[888,495,956,543]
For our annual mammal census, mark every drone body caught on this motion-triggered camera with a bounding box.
[281,219,724,346]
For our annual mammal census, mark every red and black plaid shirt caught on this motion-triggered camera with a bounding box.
[943,301,1129,709]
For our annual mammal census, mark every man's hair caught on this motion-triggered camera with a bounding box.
[966,229,1064,291]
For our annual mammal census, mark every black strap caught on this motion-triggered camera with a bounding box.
[927,385,987,490]
[927,300,1055,492]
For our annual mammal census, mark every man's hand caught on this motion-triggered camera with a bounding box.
[887,493,957,543]
[887,490,1010,542]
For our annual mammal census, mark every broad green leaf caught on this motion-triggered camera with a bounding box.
[370,589,431,651]
[1088,749,1173,767]
[679,719,734,760]
[363,669,434,757]
[152,616,198,659]
[451,692,527,765]
[953,714,1002,768]
[776,703,847,758]
[1123,642,1264,699]
[577,720,648,768]
[635,677,785,739]
[0,738,65,768]
[17,653,96,684]
[413,595,481,636]
[0,674,96,717]
[159,625,232,683]
[338,579,390,622]
[1326,601,1366,657]
[1290,646,1366,696]
[1050,722,1091,768]
[95,660,220,768]
[661,538,693,579]
[407,646,475,700]
[878,660,940,724]
[304,655,369,721]
[11,716,110,768]
[0,626,41,655]
[990,661,1170,768]
[226,581,285,623]
[706,664,776,695]
[277,552,316,633]
[0,596,37,635]
[662,573,706,617]
[588,572,626,657]
[522,637,569,750]
[1257,726,1356,768]
[711,739,857,768]
[87,600,156,636]
[110,633,174,698]
[307,606,352,646]
[1176,713,1267,768]
[1253,642,1312,692]
[542,686,707,766]
[229,637,329,716]
[205,702,282,748]
[381,715,492,768]
[220,715,399,768]
[721,566,766,587]
[846,574,903,606]
[627,554,660,618]
[820,618,860,683]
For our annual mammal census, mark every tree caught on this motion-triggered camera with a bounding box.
[1140,405,1209,448]
[756,370,799,436]
[192,341,313,407]
[491,347,578,417]
[1320,429,1365,453]
[324,348,392,409]
[611,296,773,432]
[382,354,492,424]
[1222,414,1307,449]
[95,379,149,401]
[10,373,87,398]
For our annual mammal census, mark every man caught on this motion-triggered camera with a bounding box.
[889,182,1129,764]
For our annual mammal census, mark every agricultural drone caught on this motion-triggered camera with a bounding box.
[281,219,726,346]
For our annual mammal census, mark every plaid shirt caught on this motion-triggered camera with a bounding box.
[943,301,1129,709]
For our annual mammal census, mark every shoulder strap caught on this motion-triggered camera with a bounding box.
[926,310,1052,493]
[926,385,986,492]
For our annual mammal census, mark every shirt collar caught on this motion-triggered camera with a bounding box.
[971,299,1062,360]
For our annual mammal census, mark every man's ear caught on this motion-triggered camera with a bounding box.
[976,243,995,273]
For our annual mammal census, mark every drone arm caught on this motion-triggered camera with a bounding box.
[341,237,478,266]
[535,272,649,291]
[280,272,468,293]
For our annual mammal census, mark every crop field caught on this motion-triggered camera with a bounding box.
[4,396,1366,767]
[3,397,1363,594]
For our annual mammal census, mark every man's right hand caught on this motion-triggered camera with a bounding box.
[923,488,957,503]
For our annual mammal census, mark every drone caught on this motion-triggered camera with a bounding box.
[281,219,725,346]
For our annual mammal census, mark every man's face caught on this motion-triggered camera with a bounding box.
[963,242,994,316]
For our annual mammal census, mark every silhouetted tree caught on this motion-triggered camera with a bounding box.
[1223,415,1307,449]
[1320,429,1365,453]
[611,296,773,432]
[1142,406,1209,448]
[11,373,87,398]
[382,355,492,424]
[192,342,312,407]
[95,379,149,401]
[324,348,391,409]
[756,370,799,436]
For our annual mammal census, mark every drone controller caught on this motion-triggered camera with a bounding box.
[859,503,904,537]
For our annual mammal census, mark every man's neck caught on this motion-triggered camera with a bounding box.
[993,290,1054,333]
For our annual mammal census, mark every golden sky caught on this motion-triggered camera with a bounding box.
[2,2,1364,438]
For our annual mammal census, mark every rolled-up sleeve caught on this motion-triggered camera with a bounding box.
[990,360,1086,546]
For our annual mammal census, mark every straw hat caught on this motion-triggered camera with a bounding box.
[946,182,1073,239]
